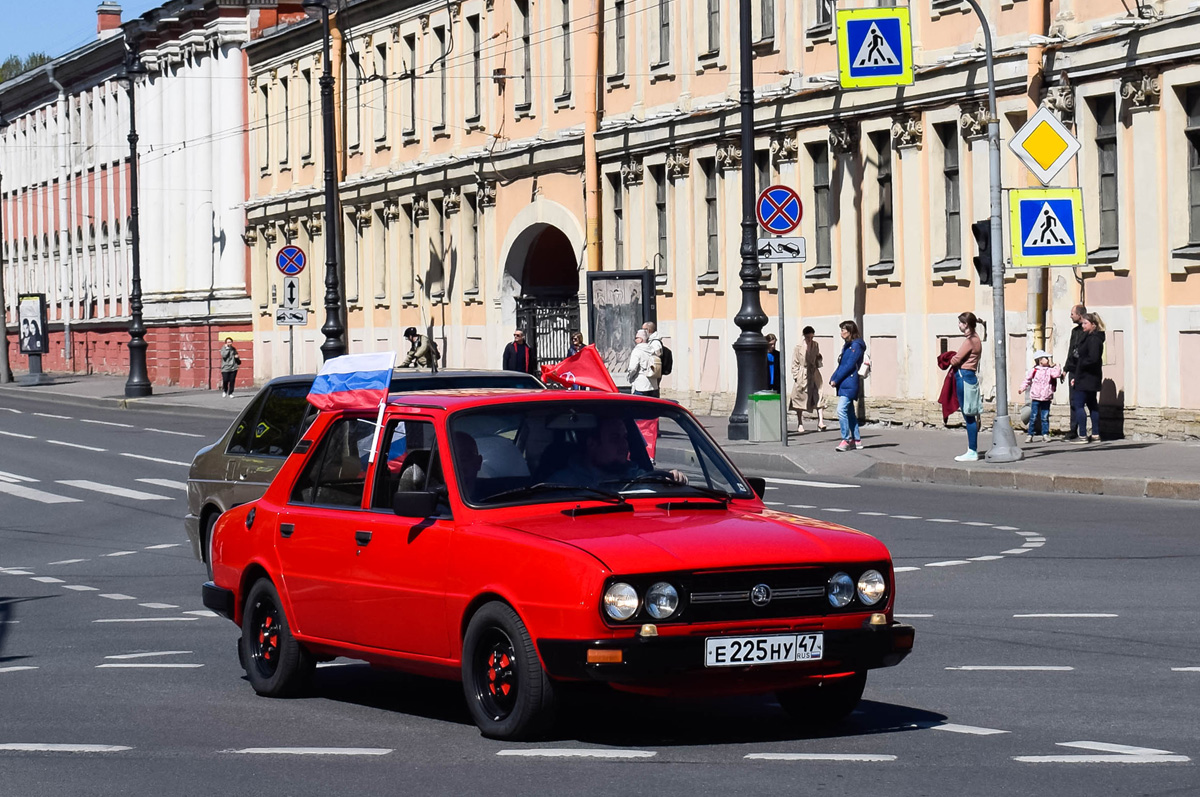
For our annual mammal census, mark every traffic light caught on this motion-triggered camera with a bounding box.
[971,219,993,286]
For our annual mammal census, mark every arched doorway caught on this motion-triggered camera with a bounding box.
[502,222,581,368]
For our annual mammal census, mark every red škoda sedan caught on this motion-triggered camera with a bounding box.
[203,390,913,740]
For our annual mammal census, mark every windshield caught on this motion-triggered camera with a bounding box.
[447,400,753,507]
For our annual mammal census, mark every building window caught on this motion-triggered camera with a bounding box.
[403,203,416,298]
[610,173,624,270]
[434,27,447,130]
[870,131,893,263]
[657,0,670,64]
[760,0,775,41]
[466,191,480,292]
[938,122,961,260]
[258,84,270,170]
[302,68,313,160]
[279,78,291,165]
[707,0,720,54]
[702,158,719,276]
[403,34,418,137]
[756,150,772,278]
[469,15,482,121]
[431,198,445,297]
[1186,87,1200,243]
[348,52,362,149]
[813,0,833,30]
[517,0,532,108]
[650,164,668,277]
[1093,96,1118,250]
[615,0,627,77]
[374,43,388,142]
[560,0,572,97]
[810,142,832,270]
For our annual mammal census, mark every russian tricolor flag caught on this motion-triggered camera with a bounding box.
[307,351,397,411]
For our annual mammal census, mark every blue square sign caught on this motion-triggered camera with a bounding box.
[1018,198,1077,257]
[846,17,905,78]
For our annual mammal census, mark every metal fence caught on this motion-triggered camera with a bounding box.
[515,296,580,369]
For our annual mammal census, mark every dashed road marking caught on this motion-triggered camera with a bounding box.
[81,419,133,428]
[822,508,852,513]
[858,511,887,516]
[746,753,896,762]
[890,515,921,520]
[30,576,65,583]
[995,526,1020,531]
[47,440,106,452]
[927,518,959,524]
[925,560,971,567]
[1,569,35,575]
[894,566,921,573]
[57,481,170,501]
[182,610,219,618]
[93,617,199,623]
[96,663,204,669]
[931,723,1009,736]
[119,453,190,467]
[946,666,1074,672]
[227,748,393,756]
[497,749,656,759]
[136,479,188,491]
[0,743,130,753]
[1001,548,1032,555]
[0,431,35,439]
[105,651,193,660]
[34,413,72,420]
[98,594,137,601]
[764,501,785,506]
[764,477,860,489]
[47,559,88,565]
[0,483,81,504]
[0,666,39,674]
[895,613,933,618]
[1014,741,1190,764]
[144,544,183,550]
[103,551,138,558]
[787,504,816,510]
[1171,667,1200,672]
[1014,613,1117,619]
[138,603,180,610]
[970,555,1005,561]
[144,428,205,439]
[1022,542,1045,548]
[62,585,99,592]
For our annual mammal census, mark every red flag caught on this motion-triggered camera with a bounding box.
[540,344,618,392]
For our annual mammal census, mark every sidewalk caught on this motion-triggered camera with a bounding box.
[2,373,1197,502]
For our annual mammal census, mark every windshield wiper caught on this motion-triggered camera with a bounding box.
[478,482,627,505]
[604,474,732,503]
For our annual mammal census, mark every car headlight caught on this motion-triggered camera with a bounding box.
[645,582,679,620]
[603,582,640,621]
[857,570,886,606]
[827,572,855,608]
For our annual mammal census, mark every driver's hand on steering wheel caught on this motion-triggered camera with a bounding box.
[668,469,689,485]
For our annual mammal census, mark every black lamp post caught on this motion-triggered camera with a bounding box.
[727,0,768,440]
[122,45,152,397]
[303,0,346,361]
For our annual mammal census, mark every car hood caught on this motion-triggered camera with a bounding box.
[486,504,890,574]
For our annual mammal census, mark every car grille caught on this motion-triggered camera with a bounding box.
[676,566,882,623]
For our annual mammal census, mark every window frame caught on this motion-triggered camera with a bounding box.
[1092,96,1119,250]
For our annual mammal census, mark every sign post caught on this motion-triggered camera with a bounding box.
[276,247,307,375]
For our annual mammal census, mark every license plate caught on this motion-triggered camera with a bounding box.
[704,633,824,668]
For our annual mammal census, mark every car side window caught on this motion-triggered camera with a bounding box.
[370,419,443,510]
[290,416,375,508]
[248,384,314,457]
[226,391,268,455]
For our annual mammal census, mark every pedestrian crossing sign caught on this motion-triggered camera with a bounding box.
[1009,188,1087,268]
[837,7,914,89]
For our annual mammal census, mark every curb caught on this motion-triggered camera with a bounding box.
[722,449,813,478]
[861,461,1200,502]
[0,384,238,421]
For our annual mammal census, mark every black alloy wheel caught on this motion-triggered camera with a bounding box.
[240,578,314,698]
[462,602,557,740]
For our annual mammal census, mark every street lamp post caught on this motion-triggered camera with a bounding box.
[303,0,346,361]
[123,46,152,398]
[964,0,1021,462]
[727,0,769,440]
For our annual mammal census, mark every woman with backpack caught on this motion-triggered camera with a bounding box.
[829,320,866,452]
[627,329,662,397]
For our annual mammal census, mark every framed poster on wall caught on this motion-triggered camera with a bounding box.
[18,294,48,355]
[586,270,656,388]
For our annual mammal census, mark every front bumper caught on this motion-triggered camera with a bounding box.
[202,581,235,621]
[538,622,914,685]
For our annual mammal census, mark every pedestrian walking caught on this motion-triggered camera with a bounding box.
[790,326,827,433]
[567,331,585,357]
[1062,304,1088,440]
[765,334,781,393]
[502,329,538,377]
[219,337,241,398]
[1068,312,1105,443]
[627,329,662,397]
[641,321,664,358]
[1018,349,1062,443]
[950,311,983,461]
[400,326,435,369]
[829,320,866,452]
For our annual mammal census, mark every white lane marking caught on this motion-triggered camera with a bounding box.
[1171,667,1200,672]
[1017,531,1040,537]
[787,504,816,510]
[57,481,171,501]
[946,666,1074,671]
[1,570,35,576]
[927,518,959,524]
[47,559,88,565]
[1001,548,1032,555]
[316,661,362,668]
[144,428,204,439]
[138,603,180,610]
[96,663,204,669]
[182,610,219,618]
[970,555,1005,561]
[764,477,860,489]
[962,521,993,527]
[227,748,393,756]
[62,585,99,591]
[1013,613,1118,619]
[98,594,137,601]
[995,525,1020,531]
[890,515,921,520]
[0,666,39,673]
[895,614,933,618]
[894,566,921,573]
[822,508,852,513]
[745,753,896,762]
[1014,741,1189,764]
[1025,537,1046,542]
[0,470,37,482]
[858,511,887,516]
[1022,542,1045,548]
[0,620,19,624]
[1061,742,1178,756]
[925,560,971,567]
[764,501,785,506]
[497,749,656,759]
[34,413,72,420]
[0,483,81,504]
[103,551,138,558]
[136,479,188,491]
[0,407,20,413]
[93,617,199,623]
[47,440,106,452]
[0,743,130,753]
[144,544,183,550]
[119,453,190,467]
[81,419,134,428]
[30,576,65,583]
[105,651,193,660]
[0,431,35,439]
[931,724,1009,736]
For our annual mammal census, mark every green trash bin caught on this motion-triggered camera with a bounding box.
[748,390,781,442]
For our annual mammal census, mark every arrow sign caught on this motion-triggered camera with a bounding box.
[1014,741,1190,764]
[282,276,299,310]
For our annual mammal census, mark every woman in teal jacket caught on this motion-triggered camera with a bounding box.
[829,320,866,452]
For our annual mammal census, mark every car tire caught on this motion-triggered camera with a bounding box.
[776,671,867,727]
[241,578,314,698]
[462,601,557,741]
[202,512,218,581]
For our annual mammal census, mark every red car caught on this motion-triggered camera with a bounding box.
[203,390,913,740]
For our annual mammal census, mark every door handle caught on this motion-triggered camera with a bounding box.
[280,523,295,538]
[355,530,372,546]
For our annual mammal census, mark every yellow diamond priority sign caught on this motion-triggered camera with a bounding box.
[1008,107,1080,185]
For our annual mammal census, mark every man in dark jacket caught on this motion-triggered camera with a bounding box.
[1061,304,1087,439]
[502,329,538,376]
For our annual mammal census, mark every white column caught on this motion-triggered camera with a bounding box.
[139,70,165,306]
[212,41,248,303]
[189,47,214,296]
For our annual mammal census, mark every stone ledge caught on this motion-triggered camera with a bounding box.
[1144,480,1200,501]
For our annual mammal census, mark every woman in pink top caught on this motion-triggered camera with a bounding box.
[1018,349,1062,442]
[949,312,983,461]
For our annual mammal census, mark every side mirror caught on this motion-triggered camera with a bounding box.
[746,477,767,499]
[393,490,439,518]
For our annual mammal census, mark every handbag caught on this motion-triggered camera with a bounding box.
[963,378,983,416]
[857,350,871,379]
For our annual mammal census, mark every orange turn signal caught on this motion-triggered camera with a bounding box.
[586,649,623,664]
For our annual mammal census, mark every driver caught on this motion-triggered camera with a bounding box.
[550,416,687,488]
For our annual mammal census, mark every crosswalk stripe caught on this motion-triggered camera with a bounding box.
[0,482,82,504]
[136,479,188,491]
[62,585,99,591]
[98,594,137,601]
[56,481,171,501]
[31,576,65,583]
[0,470,38,483]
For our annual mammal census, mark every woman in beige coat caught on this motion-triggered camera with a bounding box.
[789,326,827,433]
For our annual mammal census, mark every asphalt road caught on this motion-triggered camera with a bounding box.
[1,392,1197,796]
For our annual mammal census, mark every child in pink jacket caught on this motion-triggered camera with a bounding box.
[1018,349,1063,442]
